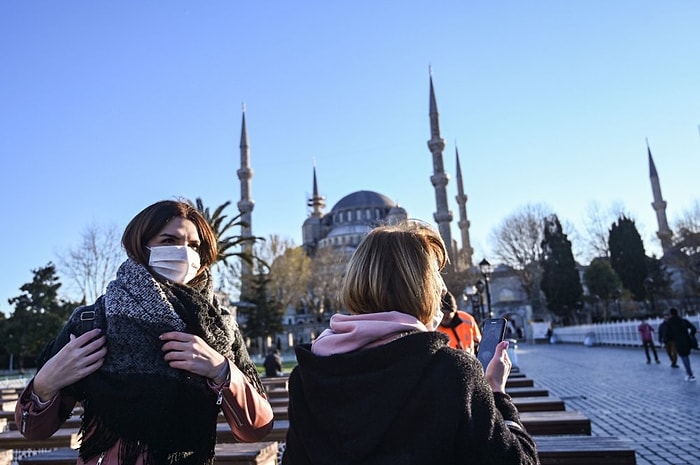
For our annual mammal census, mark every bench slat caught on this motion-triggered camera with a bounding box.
[535,436,637,465]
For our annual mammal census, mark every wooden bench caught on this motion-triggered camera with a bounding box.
[15,443,279,465]
[512,396,565,412]
[269,396,565,419]
[265,389,289,400]
[0,428,80,450]
[14,448,77,465]
[227,408,591,442]
[214,442,278,465]
[535,436,637,464]
[0,410,15,423]
[505,386,549,397]
[261,376,289,391]
[519,411,591,436]
[0,401,16,412]
[505,377,535,388]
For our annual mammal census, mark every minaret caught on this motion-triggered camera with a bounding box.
[455,147,473,269]
[647,140,673,254]
[237,104,255,279]
[427,71,454,266]
[308,165,326,218]
[302,164,326,255]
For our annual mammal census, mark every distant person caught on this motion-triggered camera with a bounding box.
[437,291,482,354]
[282,221,539,465]
[666,308,697,381]
[264,348,284,377]
[658,312,679,368]
[14,199,273,465]
[638,319,660,364]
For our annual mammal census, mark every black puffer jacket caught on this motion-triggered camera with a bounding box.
[282,331,538,465]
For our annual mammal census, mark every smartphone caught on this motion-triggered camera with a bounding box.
[477,318,507,370]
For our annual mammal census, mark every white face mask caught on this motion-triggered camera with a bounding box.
[148,245,201,284]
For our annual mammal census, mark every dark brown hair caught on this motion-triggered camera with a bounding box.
[122,200,217,282]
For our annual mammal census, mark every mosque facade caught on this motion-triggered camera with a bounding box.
[234,74,678,353]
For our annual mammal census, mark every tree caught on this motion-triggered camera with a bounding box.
[56,223,124,303]
[609,216,648,301]
[264,235,312,309]
[489,203,551,311]
[540,215,584,324]
[668,200,700,309]
[580,201,627,263]
[644,255,673,314]
[307,246,347,318]
[675,199,700,233]
[583,258,622,322]
[194,197,264,295]
[236,261,284,354]
[5,263,78,371]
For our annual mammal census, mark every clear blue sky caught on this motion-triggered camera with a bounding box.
[2,1,699,313]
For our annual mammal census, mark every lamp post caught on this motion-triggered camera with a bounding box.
[644,277,656,315]
[468,285,484,325]
[611,288,621,319]
[479,258,494,318]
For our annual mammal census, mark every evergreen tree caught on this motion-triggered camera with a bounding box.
[583,258,622,322]
[644,255,673,314]
[609,216,648,301]
[540,215,583,323]
[5,263,78,371]
[237,262,284,354]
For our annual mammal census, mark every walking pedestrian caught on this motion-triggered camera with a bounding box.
[658,312,679,368]
[264,348,284,377]
[638,319,660,364]
[666,307,697,381]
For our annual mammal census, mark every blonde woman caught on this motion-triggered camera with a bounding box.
[282,221,538,465]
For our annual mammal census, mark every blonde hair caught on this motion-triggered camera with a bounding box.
[341,221,448,325]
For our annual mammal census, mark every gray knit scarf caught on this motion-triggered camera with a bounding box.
[40,260,264,465]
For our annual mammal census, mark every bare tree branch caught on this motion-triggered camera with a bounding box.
[56,223,124,302]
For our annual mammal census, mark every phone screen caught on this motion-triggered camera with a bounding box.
[477,318,507,370]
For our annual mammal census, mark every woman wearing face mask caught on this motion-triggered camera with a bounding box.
[282,221,538,465]
[15,199,274,465]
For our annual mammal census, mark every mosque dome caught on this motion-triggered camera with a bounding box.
[332,190,396,211]
[315,190,403,251]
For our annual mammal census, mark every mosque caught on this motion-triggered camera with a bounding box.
[233,74,676,351]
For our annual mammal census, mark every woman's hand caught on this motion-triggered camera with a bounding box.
[33,329,107,402]
[485,340,512,393]
[160,331,227,379]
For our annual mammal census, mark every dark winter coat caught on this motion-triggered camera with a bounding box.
[666,315,697,356]
[282,331,538,465]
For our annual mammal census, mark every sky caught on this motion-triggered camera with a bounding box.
[2,1,699,313]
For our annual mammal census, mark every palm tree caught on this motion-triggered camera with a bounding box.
[194,197,265,277]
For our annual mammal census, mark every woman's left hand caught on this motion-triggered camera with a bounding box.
[160,331,227,379]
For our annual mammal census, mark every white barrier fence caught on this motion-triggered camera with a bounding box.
[550,315,700,346]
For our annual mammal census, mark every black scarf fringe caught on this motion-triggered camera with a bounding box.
[38,261,265,465]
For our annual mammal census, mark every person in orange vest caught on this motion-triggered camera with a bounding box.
[437,291,481,354]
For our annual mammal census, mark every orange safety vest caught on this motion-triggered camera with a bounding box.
[437,311,482,354]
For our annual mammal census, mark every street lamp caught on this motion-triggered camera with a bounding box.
[644,277,656,315]
[611,288,621,319]
[468,285,484,325]
[478,258,494,318]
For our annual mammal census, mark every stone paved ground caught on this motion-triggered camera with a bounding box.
[515,342,700,465]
